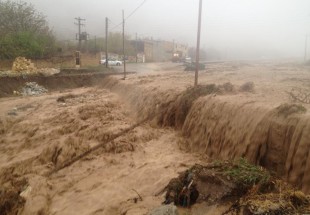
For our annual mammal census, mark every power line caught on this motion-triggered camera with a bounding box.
[125,0,147,20]
[108,18,122,31]
[122,10,126,79]
[305,35,309,62]
[109,0,147,31]
[110,22,122,31]
[106,17,109,68]
[108,18,117,26]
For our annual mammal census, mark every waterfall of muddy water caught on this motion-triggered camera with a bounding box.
[1,62,310,214]
[182,97,310,193]
[102,76,310,193]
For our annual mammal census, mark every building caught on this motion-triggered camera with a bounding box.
[147,40,174,62]
[131,39,188,62]
[173,43,188,59]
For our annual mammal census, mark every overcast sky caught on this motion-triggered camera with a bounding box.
[24,0,310,59]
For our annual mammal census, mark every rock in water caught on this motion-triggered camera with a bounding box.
[149,204,179,215]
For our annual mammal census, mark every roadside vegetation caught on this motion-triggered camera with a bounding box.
[0,0,56,59]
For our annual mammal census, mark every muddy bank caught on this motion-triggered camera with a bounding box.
[102,76,310,193]
[0,74,105,97]
[0,70,135,98]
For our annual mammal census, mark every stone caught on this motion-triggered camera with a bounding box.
[12,57,37,73]
[21,82,48,96]
[149,204,179,215]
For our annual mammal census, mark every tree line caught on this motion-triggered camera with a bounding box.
[0,0,55,59]
[0,0,136,60]
[0,0,221,61]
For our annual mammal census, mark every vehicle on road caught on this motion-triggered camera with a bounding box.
[100,59,122,66]
[184,57,192,63]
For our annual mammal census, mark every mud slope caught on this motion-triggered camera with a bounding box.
[102,76,310,193]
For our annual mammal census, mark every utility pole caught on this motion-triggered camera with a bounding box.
[195,0,202,87]
[304,35,308,62]
[122,10,126,79]
[135,33,138,63]
[95,36,97,55]
[75,17,85,51]
[105,17,109,68]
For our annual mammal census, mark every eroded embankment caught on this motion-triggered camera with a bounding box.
[0,69,134,97]
[102,77,310,193]
[0,74,105,97]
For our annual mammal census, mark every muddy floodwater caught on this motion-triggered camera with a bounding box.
[0,61,309,214]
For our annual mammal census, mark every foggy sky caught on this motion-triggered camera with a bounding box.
[24,0,310,60]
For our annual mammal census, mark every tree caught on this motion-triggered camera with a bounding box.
[0,0,55,59]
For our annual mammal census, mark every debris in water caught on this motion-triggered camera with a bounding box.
[162,158,310,214]
[239,81,255,92]
[287,87,310,104]
[56,94,76,103]
[149,204,179,215]
[7,110,17,116]
[276,103,307,117]
[0,177,28,215]
[163,159,269,207]
[21,82,48,96]
[219,82,236,93]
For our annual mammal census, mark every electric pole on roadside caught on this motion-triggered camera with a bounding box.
[195,0,202,87]
[304,35,309,62]
[95,36,97,54]
[75,17,86,51]
[135,33,138,63]
[105,17,109,68]
[122,10,126,79]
